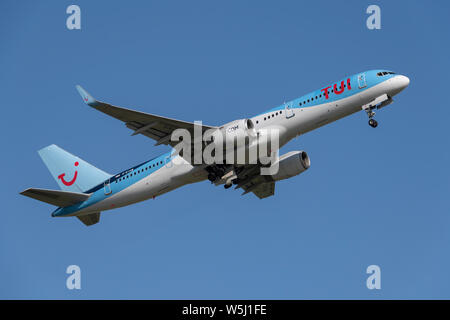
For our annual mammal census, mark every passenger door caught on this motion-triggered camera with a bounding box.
[285,103,295,119]
[358,73,367,89]
[104,178,112,195]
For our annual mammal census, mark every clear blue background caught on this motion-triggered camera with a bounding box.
[1,0,449,299]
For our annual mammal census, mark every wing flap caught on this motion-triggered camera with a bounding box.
[20,188,90,207]
[229,164,276,199]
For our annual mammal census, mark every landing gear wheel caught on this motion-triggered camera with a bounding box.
[368,119,378,128]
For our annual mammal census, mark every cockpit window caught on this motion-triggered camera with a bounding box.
[377,71,396,76]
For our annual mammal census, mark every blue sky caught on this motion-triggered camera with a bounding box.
[1,0,449,299]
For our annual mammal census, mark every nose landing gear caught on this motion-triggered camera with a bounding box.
[365,108,378,128]
[361,95,393,129]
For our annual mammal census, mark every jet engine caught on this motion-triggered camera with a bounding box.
[213,118,257,144]
[204,119,258,164]
[269,151,310,181]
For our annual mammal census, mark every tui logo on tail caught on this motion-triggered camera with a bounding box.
[58,161,79,186]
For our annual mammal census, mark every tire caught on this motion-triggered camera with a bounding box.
[368,119,378,128]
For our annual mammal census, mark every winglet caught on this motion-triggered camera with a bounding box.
[76,85,97,106]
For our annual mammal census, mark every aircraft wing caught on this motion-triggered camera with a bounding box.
[241,180,275,199]
[215,163,276,199]
[76,86,217,147]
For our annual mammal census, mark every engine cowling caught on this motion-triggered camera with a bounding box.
[214,118,257,143]
[269,151,310,181]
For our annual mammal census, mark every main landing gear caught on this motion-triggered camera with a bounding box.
[368,118,378,128]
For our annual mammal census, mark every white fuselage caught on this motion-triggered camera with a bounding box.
[70,73,409,217]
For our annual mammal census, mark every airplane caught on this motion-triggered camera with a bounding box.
[20,70,409,226]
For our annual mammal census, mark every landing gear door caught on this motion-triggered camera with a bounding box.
[285,104,295,119]
[358,73,367,89]
[104,178,112,195]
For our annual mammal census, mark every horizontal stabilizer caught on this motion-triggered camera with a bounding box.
[20,188,90,207]
[77,212,100,226]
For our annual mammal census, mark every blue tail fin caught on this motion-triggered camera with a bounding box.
[38,144,112,193]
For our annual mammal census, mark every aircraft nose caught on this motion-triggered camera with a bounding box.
[396,75,410,90]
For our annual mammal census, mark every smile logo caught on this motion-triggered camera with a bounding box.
[58,161,79,186]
